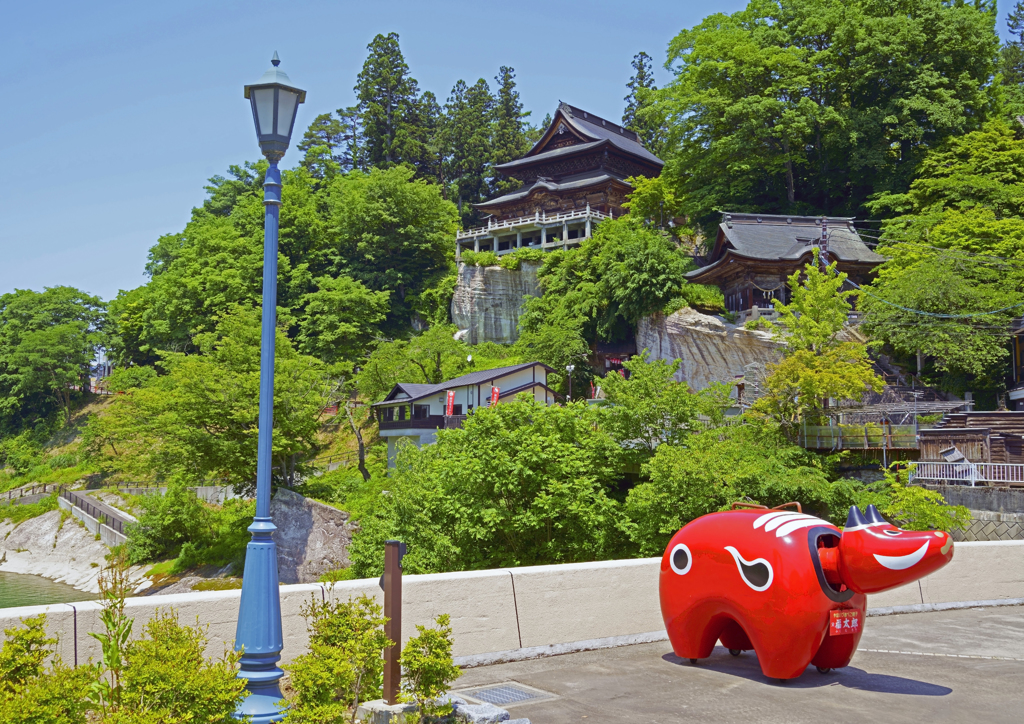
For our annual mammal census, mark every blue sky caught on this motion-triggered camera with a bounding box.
[2,1,1019,302]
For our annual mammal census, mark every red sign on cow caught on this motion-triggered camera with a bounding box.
[829,609,860,636]
[446,391,455,416]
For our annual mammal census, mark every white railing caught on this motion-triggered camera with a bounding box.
[910,461,1024,487]
[456,207,613,240]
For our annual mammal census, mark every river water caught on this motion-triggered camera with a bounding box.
[0,571,96,610]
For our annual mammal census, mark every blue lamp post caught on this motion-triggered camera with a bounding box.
[235,52,305,724]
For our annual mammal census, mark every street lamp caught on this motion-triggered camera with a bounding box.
[566,364,575,401]
[235,52,305,724]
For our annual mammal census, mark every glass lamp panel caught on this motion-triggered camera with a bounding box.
[252,88,276,138]
[277,90,300,139]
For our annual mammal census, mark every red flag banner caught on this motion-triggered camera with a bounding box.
[491,386,500,405]
[446,390,455,416]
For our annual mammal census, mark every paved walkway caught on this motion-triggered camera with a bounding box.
[454,606,1024,724]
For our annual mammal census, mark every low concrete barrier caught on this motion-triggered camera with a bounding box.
[57,497,126,547]
[2,541,1021,669]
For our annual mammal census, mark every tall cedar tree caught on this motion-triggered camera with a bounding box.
[622,52,664,154]
[1002,2,1024,121]
[440,79,494,225]
[490,66,531,196]
[336,105,367,172]
[355,33,425,171]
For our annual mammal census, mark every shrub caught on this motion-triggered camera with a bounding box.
[458,250,499,267]
[0,493,58,526]
[285,594,391,723]
[401,614,461,723]
[497,247,546,270]
[875,465,971,532]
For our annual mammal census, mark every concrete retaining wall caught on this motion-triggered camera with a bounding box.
[57,497,126,546]
[922,484,1024,513]
[2,541,1021,668]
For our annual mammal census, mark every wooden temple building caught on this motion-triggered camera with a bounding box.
[456,102,664,258]
[686,213,886,324]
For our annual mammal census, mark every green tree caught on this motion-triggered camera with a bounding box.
[490,66,531,196]
[863,121,1024,390]
[349,395,631,576]
[753,257,883,426]
[0,286,105,430]
[1001,2,1024,119]
[622,51,665,154]
[356,324,470,402]
[295,276,390,366]
[298,113,346,179]
[625,421,862,556]
[599,353,731,460]
[90,306,331,492]
[653,0,1000,235]
[401,614,461,723]
[328,166,458,330]
[440,78,494,224]
[354,32,426,169]
[284,594,391,723]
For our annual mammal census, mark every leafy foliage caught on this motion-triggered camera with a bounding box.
[879,466,971,532]
[349,395,632,577]
[652,0,1000,235]
[400,614,461,723]
[285,594,391,723]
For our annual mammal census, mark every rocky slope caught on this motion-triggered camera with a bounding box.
[451,261,542,344]
[636,308,783,392]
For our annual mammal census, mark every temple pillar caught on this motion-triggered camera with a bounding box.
[474,237,480,253]
[516,231,522,248]
[562,222,568,250]
[541,226,547,247]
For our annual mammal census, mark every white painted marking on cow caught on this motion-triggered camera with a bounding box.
[873,541,930,571]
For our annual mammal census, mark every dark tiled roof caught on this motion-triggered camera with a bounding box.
[474,171,624,209]
[560,104,663,167]
[373,362,553,406]
[685,213,884,279]
[495,140,605,171]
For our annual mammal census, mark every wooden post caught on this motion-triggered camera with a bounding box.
[383,540,403,704]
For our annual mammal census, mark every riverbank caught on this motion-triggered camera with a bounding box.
[1,508,123,593]
[0,571,95,609]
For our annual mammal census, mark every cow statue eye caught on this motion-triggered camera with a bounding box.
[670,543,692,575]
[882,529,903,537]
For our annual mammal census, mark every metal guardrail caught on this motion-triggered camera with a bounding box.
[798,425,918,450]
[910,462,1024,487]
[60,488,130,535]
[3,483,58,502]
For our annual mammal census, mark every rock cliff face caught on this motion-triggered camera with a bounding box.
[271,488,357,584]
[451,261,542,344]
[636,307,783,392]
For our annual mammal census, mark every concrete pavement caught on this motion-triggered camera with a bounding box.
[454,606,1024,724]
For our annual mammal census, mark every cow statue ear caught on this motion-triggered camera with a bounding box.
[865,504,887,526]
[845,505,868,529]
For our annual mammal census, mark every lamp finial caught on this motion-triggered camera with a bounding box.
[271,51,280,67]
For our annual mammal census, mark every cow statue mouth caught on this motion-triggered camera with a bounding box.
[873,541,929,571]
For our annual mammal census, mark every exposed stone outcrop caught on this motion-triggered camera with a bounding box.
[270,488,357,584]
[636,307,783,392]
[452,261,542,344]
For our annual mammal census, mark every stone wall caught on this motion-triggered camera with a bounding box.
[953,510,1024,542]
[451,261,542,345]
[270,488,358,584]
[636,308,782,392]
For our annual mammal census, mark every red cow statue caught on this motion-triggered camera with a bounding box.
[659,503,954,680]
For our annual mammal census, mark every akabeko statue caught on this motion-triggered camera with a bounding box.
[659,503,953,680]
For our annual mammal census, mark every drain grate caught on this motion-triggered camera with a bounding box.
[458,682,555,707]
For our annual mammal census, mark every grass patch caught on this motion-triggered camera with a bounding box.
[0,492,59,525]
[191,578,243,591]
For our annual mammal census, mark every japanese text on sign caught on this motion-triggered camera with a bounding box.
[829,609,860,636]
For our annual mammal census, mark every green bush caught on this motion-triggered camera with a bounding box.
[285,594,391,723]
[497,247,546,270]
[0,493,58,526]
[401,614,461,723]
[458,250,499,267]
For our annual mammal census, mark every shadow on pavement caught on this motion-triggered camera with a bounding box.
[662,650,952,697]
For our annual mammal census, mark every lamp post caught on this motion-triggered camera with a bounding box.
[566,364,575,401]
[234,52,305,724]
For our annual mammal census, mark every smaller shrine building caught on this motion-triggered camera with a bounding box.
[686,213,885,324]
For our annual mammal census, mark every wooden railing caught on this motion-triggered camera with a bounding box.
[456,208,612,240]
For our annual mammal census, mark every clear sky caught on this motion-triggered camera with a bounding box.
[2,1,1019,302]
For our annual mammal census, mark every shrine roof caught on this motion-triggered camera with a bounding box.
[685,213,885,280]
[474,170,628,209]
[507,103,663,169]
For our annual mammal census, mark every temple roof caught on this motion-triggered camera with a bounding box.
[497,103,663,172]
[686,213,885,280]
[475,170,626,209]
[373,362,555,406]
